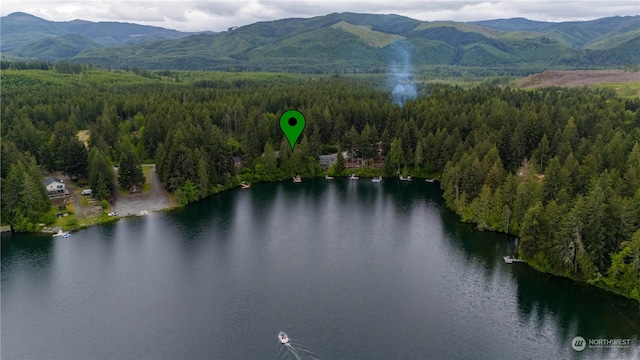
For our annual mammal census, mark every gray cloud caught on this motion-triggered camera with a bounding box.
[2,1,639,32]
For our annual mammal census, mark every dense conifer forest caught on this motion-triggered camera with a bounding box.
[2,66,639,303]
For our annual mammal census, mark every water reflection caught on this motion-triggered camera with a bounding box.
[169,190,237,238]
[247,182,280,225]
[514,266,640,353]
[2,179,639,359]
[1,232,55,287]
[417,181,640,359]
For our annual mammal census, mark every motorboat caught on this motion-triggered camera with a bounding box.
[61,233,70,238]
[372,176,382,183]
[425,178,436,183]
[399,175,412,181]
[278,331,289,344]
[503,255,525,264]
[293,176,302,183]
[349,174,359,180]
[240,182,251,189]
[324,175,334,180]
[52,231,70,237]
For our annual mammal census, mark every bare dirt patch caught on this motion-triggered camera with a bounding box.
[518,70,640,88]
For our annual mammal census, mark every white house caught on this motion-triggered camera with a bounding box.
[43,177,68,199]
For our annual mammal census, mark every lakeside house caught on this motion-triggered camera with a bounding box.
[43,177,69,199]
[319,154,338,168]
[344,151,363,168]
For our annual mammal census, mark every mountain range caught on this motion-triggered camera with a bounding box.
[1,12,212,57]
[2,12,639,72]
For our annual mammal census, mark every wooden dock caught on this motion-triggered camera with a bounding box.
[503,256,525,264]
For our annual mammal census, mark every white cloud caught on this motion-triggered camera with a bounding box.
[2,0,638,32]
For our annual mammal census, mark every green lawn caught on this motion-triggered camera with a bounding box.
[142,165,153,192]
[49,203,119,230]
[49,203,77,228]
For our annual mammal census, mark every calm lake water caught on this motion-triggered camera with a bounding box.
[2,180,639,359]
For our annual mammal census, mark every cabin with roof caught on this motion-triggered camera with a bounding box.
[319,154,338,168]
[43,177,69,199]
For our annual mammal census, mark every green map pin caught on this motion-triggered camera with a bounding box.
[280,110,306,150]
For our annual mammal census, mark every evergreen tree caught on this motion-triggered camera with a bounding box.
[2,156,51,231]
[415,139,424,170]
[360,124,378,162]
[88,147,115,200]
[387,137,404,174]
[309,123,322,158]
[261,142,279,180]
[118,151,145,190]
[606,230,640,302]
[279,138,293,177]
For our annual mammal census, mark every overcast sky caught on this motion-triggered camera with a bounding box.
[3,1,639,32]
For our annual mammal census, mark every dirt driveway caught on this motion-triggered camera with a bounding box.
[57,175,101,219]
[112,164,177,216]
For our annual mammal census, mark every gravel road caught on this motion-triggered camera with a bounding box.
[113,164,176,216]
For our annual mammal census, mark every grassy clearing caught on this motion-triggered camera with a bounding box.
[595,82,640,98]
[142,165,153,193]
[331,21,404,47]
[49,202,77,229]
[48,202,119,230]
[77,130,90,148]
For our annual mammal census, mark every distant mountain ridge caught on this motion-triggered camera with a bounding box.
[2,12,639,72]
[1,12,212,53]
[472,15,640,49]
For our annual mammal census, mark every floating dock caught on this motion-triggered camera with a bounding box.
[503,256,525,264]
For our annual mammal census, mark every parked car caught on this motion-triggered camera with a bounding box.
[81,189,92,195]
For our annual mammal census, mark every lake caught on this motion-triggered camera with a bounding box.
[2,179,639,359]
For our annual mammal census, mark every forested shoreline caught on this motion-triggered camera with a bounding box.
[1,68,639,304]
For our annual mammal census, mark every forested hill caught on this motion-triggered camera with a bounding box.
[2,12,639,71]
[0,12,212,54]
[472,16,640,49]
[1,69,639,303]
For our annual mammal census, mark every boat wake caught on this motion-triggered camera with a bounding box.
[277,334,320,360]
